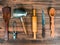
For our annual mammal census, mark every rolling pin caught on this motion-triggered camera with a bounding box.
[49,8,56,38]
[32,9,37,39]
[2,6,11,41]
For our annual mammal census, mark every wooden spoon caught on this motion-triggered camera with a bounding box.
[49,8,56,38]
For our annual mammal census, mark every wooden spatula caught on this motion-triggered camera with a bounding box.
[2,6,11,41]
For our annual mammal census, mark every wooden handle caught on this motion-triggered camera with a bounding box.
[4,22,9,41]
[21,17,27,34]
[33,9,36,16]
[34,32,36,39]
[51,16,55,38]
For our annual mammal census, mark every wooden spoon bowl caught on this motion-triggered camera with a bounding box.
[49,8,56,16]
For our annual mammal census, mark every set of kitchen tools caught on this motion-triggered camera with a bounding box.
[2,6,56,41]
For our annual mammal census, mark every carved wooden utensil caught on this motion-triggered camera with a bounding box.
[32,9,37,39]
[2,6,11,40]
[49,8,56,38]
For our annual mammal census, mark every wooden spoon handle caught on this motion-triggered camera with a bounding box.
[51,16,55,38]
